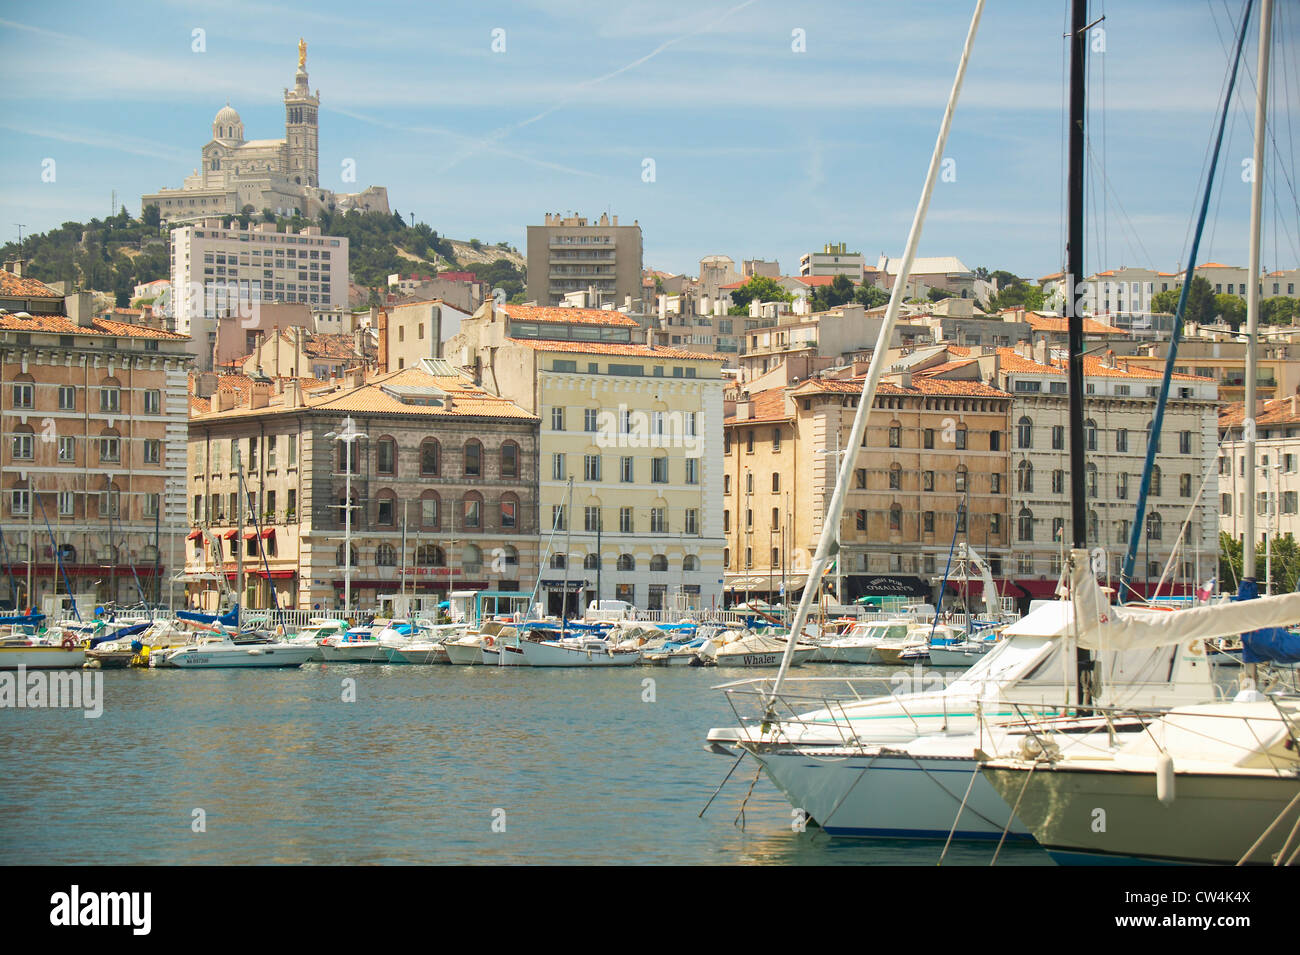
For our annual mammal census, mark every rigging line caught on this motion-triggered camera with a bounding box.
[1084,138,1156,271]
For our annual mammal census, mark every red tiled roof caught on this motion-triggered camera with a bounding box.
[510,338,721,361]
[793,375,1009,399]
[1023,312,1124,335]
[0,311,187,340]
[501,304,640,328]
[1220,397,1300,429]
[0,270,62,299]
[725,387,791,425]
[996,346,1209,381]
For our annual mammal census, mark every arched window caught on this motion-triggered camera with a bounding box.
[583,553,600,571]
[955,465,968,492]
[1017,416,1033,449]
[100,480,121,518]
[499,492,519,531]
[771,472,780,493]
[1017,460,1033,494]
[415,544,445,567]
[889,504,902,531]
[376,436,397,475]
[376,544,396,567]
[1086,463,1098,498]
[617,554,635,571]
[336,543,358,568]
[683,555,700,572]
[375,489,397,525]
[500,545,519,570]
[723,547,730,569]
[889,463,902,490]
[462,491,483,529]
[57,543,76,564]
[464,439,482,478]
[420,439,440,477]
[419,490,440,530]
[461,544,483,575]
[500,441,519,479]
[550,553,567,570]
[1085,418,1097,452]
[1018,507,1034,542]
[650,555,668,572]
[1088,509,1099,542]
[1146,512,1163,540]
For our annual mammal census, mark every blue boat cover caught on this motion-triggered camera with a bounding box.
[176,605,240,626]
[1236,579,1300,664]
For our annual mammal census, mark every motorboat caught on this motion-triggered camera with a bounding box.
[155,630,316,668]
[0,625,85,669]
[709,631,818,668]
[317,625,388,662]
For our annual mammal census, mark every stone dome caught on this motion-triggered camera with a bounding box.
[212,104,244,143]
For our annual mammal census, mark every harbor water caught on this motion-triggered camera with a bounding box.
[0,662,1051,865]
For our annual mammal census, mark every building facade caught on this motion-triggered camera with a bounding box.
[184,361,539,611]
[170,218,349,371]
[800,242,866,282]
[448,303,727,612]
[1,274,193,611]
[525,213,643,307]
[1218,397,1300,556]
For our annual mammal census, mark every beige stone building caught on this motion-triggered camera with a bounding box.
[378,299,472,371]
[184,361,538,612]
[1,270,193,610]
[448,303,727,612]
[723,366,1012,606]
[1218,398,1300,559]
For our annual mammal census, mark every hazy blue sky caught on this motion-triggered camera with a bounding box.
[2,0,1297,280]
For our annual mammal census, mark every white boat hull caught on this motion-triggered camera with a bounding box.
[444,642,486,665]
[818,644,880,665]
[0,646,86,669]
[481,644,529,666]
[518,640,641,667]
[318,642,389,663]
[714,646,817,668]
[385,643,450,665]
[164,643,316,668]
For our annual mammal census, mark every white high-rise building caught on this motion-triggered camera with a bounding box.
[171,218,349,371]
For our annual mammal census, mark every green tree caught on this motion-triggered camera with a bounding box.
[1213,293,1246,329]
[811,273,856,311]
[855,283,891,308]
[142,204,161,229]
[1149,276,1216,325]
[1262,296,1300,326]
[728,275,792,314]
[1218,530,1300,594]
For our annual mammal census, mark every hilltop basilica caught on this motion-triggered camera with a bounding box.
[142,39,389,223]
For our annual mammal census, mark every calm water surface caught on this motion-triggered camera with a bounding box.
[0,662,1051,865]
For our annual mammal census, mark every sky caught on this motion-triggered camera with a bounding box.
[2,0,1298,281]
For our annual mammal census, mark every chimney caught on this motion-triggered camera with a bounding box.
[1033,337,1047,366]
[196,372,219,398]
[376,308,388,375]
[66,290,95,328]
[11,259,23,278]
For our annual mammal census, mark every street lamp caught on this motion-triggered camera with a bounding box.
[324,416,368,618]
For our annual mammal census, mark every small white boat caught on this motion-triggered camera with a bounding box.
[159,634,316,668]
[818,620,911,664]
[517,635,641,667]
[287,619,348,661]
[318,626,388,662]
[710,632,818,668]
[0,629,86,669]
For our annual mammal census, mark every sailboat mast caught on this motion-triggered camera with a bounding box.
[1067,0,1091,708]
[1243,0,1274,585]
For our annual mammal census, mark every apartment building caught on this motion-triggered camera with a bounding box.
[526,212,643,306]
[448,303,727,612]
[800,242,866,282]
[1218,397,1300,551]
[170,218,349,371]
[1,271,193,610]
[184,361,539,611]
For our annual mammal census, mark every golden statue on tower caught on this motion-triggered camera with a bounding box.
[298,37,306,69]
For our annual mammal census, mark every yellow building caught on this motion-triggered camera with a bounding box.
[448,303,727,612]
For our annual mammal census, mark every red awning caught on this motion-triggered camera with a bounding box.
[243,531,258,541]
[250,569,295,580]
[260,528,275,539]
[186,529,202,540]
[222,529,239,540]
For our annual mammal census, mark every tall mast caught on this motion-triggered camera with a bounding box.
[1067,0,1090,707]
[1243,0,1274,586]
[235,444,244,626]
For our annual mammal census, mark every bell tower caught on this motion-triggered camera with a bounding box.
[283,37,319,188]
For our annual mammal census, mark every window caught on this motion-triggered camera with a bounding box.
[990,513,1001,536]
[617,554,635,571]
[1179,431,1192,455]
[100,485,120,518]
[99,387,120,413]
[584,408,598,432]
[955,467,967,492]
[99,435,120,463]
[585,505,601,532]
[288,433,298,468]
[1179,473,1192,498]
[1017,417,1033,449]
[923,471,934,492]
[376,544,396,567]
[144,390,161,414]
[584,553,601,571]
[376,438,396,475]
[501,496,518,529]
[552,504,566,531]
[287,489,296,520]
[889,504,902,531]
[11,432,33,460]
[1017,460,1033,493]
[11,488,31,516]
[620,456,634,482]
[1085,419,1097,452]
[1087,463,1098,498]
[58,386,75,410]
[1052,469,1064,494]
[144,439,161,464]
[1117,472,1128,499]
[1018,507,1034,542]
[464,440,482,478]
[584,454,602,482]
[923,511,934,533]
[991,472,1002,494]
[551,407,565,431]
[1116,429,1128,453]
[889,424,901,448]
[12,382,33,408]
[1151,466,1162,497]
[989,431,1001,451]
[685,509,698,535]
[552,453,566,481]
[683,554,699,571]
[650,508,667,533]
[377,496,394,526]
[924,429,935,449]
[620,507,633,533]
[1051,425,1064,450]
[772,429,781,452]
[955,427,967,450]
[686,458,699,485]
[58,491,75,517]
[889,465,901,490]
[856,509,867,531]
[856,468,867,489]
[421,494,439,528]
[651,457,668,483]
[650,555,668,572]
[1146,512,1162,540]
[266,436,277,469]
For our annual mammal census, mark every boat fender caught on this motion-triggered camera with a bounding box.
[485,635,495,647]
[61,635,79,649]
[1155,753,1175,806]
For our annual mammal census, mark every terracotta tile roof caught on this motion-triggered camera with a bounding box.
[501,304,640,328]
[510,338,722,361]
[0,270,62,299]
[0,311,188,340]
[788,275,838,286]
[945,345,975,357]
[1220,397,1300,429]
[922,358,980,376]
[995,346,1209,381]
[725,386,791,425]
[792,374,1009,399]
[1023,312,1125,335]
[1197,262,1236,269]
[1039,272,1064,282]
[193,364,535,422]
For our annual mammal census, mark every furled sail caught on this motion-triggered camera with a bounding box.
[1069,550,1300,651]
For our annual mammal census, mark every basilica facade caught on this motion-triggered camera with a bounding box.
[142,41,389,224]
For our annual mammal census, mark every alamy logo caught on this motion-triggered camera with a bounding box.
[49,885,151,935]
[0,665,103,718]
